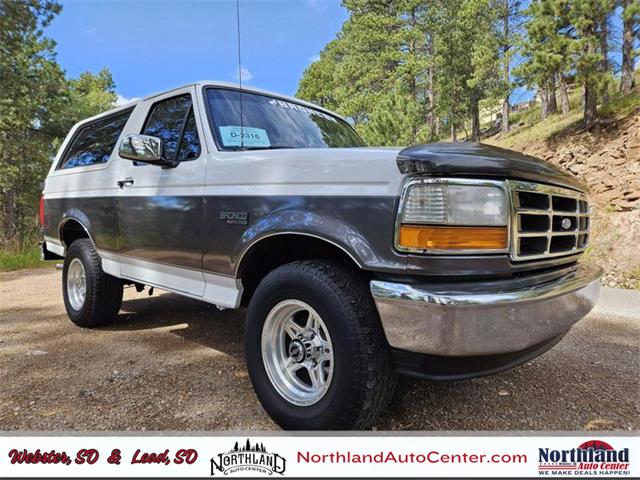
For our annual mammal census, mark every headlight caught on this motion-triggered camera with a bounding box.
[397,180,509,252]
[401,183,507,225]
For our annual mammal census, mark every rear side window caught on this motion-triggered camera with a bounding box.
[142,94,201,162]
[58,109,133,170]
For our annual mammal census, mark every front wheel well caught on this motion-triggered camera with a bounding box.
[237,234,366,306]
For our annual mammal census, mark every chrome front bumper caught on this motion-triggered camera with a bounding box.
[370,263,602,356]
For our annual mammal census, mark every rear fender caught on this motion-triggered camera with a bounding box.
[58,209,96,250]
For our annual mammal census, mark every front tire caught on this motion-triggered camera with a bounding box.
[62,238,123,328]
[245,260,397,430]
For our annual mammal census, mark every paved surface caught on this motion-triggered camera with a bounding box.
[0,267,638,431]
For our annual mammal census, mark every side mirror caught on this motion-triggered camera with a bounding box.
[118,134,178,168]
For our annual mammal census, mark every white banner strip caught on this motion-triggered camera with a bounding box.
[0,435,637,478]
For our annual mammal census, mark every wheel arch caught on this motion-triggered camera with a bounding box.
[236,232,367,306]
[58,213,97,253]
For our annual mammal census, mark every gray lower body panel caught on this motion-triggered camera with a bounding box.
[44,196,118,252]
[45,195,399,275]
[370,263,602,356]
[45,194,588,281]
[116,195,204,270]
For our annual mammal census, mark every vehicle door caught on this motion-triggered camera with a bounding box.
[115,86,207,296]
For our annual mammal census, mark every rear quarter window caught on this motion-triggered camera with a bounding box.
[58,108,133,170]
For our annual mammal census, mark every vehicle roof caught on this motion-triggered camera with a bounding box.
[79,80,346,125]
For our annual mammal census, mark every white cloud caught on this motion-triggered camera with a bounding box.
[85,26,97,35]
[115,94,140,106]
[308,54,320,64]
[232,66,254,82]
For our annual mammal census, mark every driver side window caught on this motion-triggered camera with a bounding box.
[142,94,201,162]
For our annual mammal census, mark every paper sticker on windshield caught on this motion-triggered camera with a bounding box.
[219,126,271,147]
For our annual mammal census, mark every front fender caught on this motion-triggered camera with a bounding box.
[234,209,382,272]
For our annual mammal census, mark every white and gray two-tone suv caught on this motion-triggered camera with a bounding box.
[41,81,602,430]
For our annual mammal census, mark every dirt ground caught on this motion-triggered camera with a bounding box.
[1,267,638,432]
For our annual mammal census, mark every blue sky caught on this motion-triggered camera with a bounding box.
[47,0,348,103]
[46,1,630,107]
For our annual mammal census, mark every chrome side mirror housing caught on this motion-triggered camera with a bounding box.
[118,134,178,168]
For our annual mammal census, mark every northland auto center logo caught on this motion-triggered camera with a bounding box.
[210,439,286,476]
[538,440,630,476]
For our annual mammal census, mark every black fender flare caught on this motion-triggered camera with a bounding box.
[233,210,382,277]
[58,209,97,251]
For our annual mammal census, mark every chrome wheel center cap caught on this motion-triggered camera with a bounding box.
[288,339,306,363]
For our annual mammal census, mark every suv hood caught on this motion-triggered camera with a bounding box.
[396,142,586,192]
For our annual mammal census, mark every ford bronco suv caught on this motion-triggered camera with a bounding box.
[41,81,602,430]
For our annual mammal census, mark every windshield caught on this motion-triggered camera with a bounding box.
[205,88,366,150]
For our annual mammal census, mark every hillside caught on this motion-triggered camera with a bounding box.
[485,92,640,289]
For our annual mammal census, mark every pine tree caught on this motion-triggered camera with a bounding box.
[299,0,621,142]
[620,0,639,93]
[298,0,445,145]
[515,0,572,120]
[430,0,480,140]
[298,1,406,144]
[597,9,612,106]
[497,0,524,132]
[0,1,119,247]
[567,0,616,125]
[0,0,63,246]
[464,0,502,141]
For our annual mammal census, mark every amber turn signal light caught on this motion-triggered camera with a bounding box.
[398,225,508,250]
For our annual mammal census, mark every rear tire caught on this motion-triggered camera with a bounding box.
[245,260,397,430]
[62,238,123,328]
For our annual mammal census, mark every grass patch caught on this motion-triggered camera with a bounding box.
[0,246,56,272]
[600,90,640,119]
[486,86,639,151]
[486,109,582,151]
[509,102,542,128]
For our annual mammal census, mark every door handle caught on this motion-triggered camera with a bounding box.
[117,177,134,188]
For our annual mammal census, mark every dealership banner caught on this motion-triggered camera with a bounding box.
[0,435,637,478]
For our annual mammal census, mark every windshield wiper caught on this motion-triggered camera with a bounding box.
[225,145,297,151]
[244,145,296,150]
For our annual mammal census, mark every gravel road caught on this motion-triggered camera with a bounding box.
[1,267,638,431]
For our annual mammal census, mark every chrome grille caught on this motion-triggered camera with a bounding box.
[508,180,590,261]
